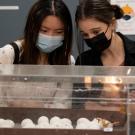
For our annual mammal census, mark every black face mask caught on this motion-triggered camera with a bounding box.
[85,32,112,53]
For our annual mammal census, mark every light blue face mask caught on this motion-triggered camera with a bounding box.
[36,33,64,53]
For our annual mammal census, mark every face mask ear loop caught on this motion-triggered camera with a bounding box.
[105,24,113,40]
[104,25,109,34]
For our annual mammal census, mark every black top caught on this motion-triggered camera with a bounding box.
[9,42,20,64]
[76,32,135,66]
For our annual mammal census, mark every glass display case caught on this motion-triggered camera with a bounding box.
[0,65,134,135]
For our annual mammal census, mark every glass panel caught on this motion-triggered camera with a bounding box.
[0,65,134,135]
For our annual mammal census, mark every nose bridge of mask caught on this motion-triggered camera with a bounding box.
[38,33,64,45]
[36,33,64,53]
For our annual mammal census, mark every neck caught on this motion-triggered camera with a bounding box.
[38,52,48,64]
[102,32,122,57]
[101,32,125,66]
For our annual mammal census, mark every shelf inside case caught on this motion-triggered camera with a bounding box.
[0,107,127,135]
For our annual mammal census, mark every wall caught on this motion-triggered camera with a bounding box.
[0,0,37,46]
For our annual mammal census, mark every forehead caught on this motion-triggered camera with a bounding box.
[78,18,107,31]
[41,15,64,29]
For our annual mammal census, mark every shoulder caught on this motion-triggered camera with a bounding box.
[75,49,93,65]
[1,40,23,52]
[118,32,135,54]
[118,32,135,65]
[0,40,23,64]
[0,44,15,64]
[14,40,23,52]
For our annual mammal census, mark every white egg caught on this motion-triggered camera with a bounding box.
[62,123,73,129]
[0,118,5,127]
[76,118,101,130]
[61,118,72,125]
[22,122,36,128]
[50,116,61,125]
[36,123,50,129]
[21,118,33,127]
[0,124,12,128]
[50,122,62,129]
[76,123,89,129]
[36,124,44,129]
[88,122,101,130]
[5,119,15,128]
[91,118,99,123]
[38,116,49,124]
[77,118,90,125]
[0,119,15,128]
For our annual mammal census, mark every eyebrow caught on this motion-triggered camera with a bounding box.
[41,26,64,31]
[80,27,101,33]
[90,27,101,30]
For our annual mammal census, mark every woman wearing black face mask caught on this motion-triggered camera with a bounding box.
[75,0,135,66]
[84,25,112,53]
[73,1,135,134]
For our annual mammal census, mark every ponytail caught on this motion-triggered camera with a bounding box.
[112,5,124,19]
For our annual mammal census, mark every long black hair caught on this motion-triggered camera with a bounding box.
[21,0,73,64]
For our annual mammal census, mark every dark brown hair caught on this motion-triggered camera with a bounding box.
[76,0,123,25]
[21,0,73,64]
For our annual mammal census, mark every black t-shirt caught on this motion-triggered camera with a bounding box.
[76,32,135,66]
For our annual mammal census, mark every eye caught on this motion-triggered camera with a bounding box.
[82,33,89,39]
[56,31,64,34]
[40,29,48,33]
[55,30,64,35]
[93,30,100,36]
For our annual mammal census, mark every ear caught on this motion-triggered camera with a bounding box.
[111,18,117,31]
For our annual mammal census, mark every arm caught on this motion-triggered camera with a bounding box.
[0,40,23,64]
[0,44,15,64]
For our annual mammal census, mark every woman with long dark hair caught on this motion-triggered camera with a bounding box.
[0,0,74,65]
[0,0,74,109]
